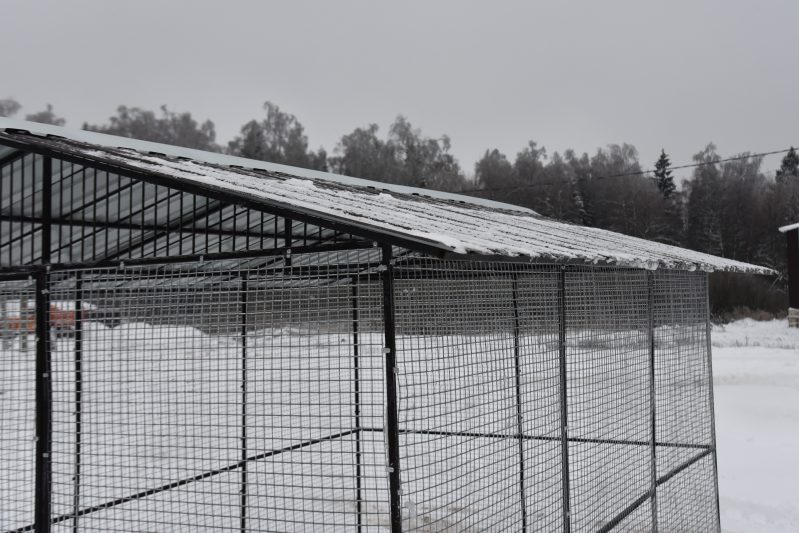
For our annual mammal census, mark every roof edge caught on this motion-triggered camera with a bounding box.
[779,222,799,233]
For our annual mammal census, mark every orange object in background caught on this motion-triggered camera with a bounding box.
[50,306,76,331]
[1,304,77,334]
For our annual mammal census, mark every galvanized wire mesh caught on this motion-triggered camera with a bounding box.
[0,280,37,531]
[565,268,653,532]
[392,261,564,532]
[653,270,719,532]
[0,255,720,533]
[0,251,389,532]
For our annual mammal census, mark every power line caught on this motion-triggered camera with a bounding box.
[460,146,794,195]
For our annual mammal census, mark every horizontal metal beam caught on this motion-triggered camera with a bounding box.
[595,489,655,533]
[0,212,280,239]
[359,427,712,451]
[0,241,375,273]
[595,448,714,533]
[6,429,361,533]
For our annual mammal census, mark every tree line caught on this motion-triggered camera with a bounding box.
[2,98,796,315]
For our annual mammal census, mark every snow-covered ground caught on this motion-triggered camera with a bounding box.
[712,319,799,533]
[1,317,795,532]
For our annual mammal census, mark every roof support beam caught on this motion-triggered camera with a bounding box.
[0,212,281,239]
[104,199,231,260]
[0,137,447,259]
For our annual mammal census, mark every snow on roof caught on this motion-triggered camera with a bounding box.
[0,118,533,215]
[0,120,774,274]
[779,222,799,233]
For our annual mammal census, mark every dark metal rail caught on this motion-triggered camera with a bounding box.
[596,448,714,533]
[6,429,362,533]
[359,427,711,451]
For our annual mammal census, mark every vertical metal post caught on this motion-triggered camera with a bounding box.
[239,272,249,533]
[786,229,799,310]
[647,272,659,531]
[380,244,402,533]
[41,157,52,265]
[36,155,54,532]
[511,274,528,531]
[72,273,83,533]
[557,266,572,533]
[351,281,363,533]
[34,270,52,533]
[284,218,293,267]
[704,273,723,530]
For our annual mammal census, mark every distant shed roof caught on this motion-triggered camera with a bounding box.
[0,119,774,275]
[779,222,799,233]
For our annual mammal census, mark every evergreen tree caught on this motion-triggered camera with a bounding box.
[654,149,675,199]
[564,149,593,226]
[776,147,799,184]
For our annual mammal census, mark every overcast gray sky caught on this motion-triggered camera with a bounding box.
[3,0,798,180]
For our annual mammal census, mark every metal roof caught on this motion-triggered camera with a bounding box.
[0,119,774,274]
[0,117,532,215]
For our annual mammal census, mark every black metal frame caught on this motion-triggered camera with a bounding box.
[34,270,52,533]
[351,281,364,533]
[0,139,722,533]
[511,275,528,532]
[647,272,658,530]
[239,272,249,533]
[72,272,83,533]
[0,135,448,268]
[381,244,403,533]
[6,258,720,533]
[558,265,572,533]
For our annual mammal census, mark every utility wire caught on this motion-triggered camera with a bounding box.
[460,147,794,195]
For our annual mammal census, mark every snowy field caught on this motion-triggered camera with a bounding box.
[0,317,793,531]
[712,319,799,533]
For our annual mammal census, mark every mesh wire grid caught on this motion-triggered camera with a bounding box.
[44,250,390,532]
[564,267,654,532]
[0,255,720,533]
[652,270,720,532]
[392,260,564,532]
[0,280,37,531]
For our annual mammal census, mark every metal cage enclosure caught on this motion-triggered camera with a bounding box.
[1,254,720,532]
[0,139,721,532]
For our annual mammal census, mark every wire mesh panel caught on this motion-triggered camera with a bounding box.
[0,254,722,533]
[39,250,390,532]
[392,260,563,532]
[653,270,720,532]
[564,267,653,532]
[0,279,37,532]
